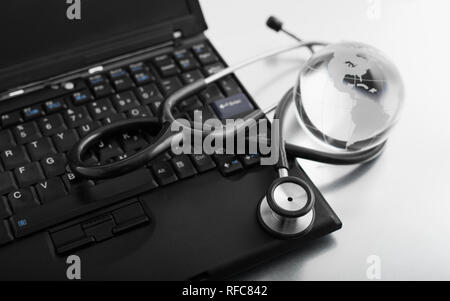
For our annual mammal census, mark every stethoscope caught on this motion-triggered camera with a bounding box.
[68,17,399,239]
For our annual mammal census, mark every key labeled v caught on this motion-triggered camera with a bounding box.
[39,181,48,189]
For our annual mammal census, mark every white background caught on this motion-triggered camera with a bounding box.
[200,0,450,280]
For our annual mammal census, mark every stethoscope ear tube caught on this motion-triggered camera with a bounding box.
[68,118,178,179]
[284,141,386,165]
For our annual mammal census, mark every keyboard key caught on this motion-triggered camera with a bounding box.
[112,77,135,92]
[240,153,261,168]
[211,93,255,119]
[92,83,115,98]
[1,146,30,170]
[129,62,148,73]
[109,68,129,79]
[204,62,225,76]
[0,197,12,219]
[26,138,55,161]
[199,84,224,104]
[153,54,171,66]
[115,153,129,162]
[77,121,101,138]
[88,98,116,120]
[192,43,208,54]
[102,114,125,125]
[112,91,140,112]
[72,89,94,105]
[178,57,199,72]
[218,76,242,96]
[188,106,216,121]
[41,154,67,178]
[135,84,163,104]
[173,49,191,60]
[178,96,202,112]
[181,70,204,85]
[150,160,178,186]
[82,151,99,165]
[63,106,92,128]
[62,172,94,192]
[0,172,18,195]
[126,106,153,119]
[157,60,179,77]
[35,178,67,204]
[96,140,124,162]
[190,154,216,173]
[52,129,79,152]
[8,188,40,213]
[133,71,154,85]
[0,130,16,151]
[160,77,182,96]
[12,122,42,144]
[119,132,148,152]
[22,105,44,121]
[14,163,46,187]
[88,74,107,86]
[197,51,219,65]
[0,220,14,246]
[214,155,244,176]
[1,111,22,128]
[153,151,172,162]
[43,99,66,114]
[148,100,163,115]
[38,114,67,136]
[170,155,197,179]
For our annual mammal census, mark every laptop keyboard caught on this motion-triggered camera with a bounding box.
[0,41,261,246]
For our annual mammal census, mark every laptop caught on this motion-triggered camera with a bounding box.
[0,0,341,280]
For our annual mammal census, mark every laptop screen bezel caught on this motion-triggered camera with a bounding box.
[0,0,207,94]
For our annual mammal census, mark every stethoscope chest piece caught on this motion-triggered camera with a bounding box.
[258,176,315,238]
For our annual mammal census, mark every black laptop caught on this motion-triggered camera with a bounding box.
[0,0,341,280]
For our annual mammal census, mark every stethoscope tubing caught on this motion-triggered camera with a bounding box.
[68,40,385,179]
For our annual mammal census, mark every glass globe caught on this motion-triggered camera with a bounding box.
[294,42,404,153]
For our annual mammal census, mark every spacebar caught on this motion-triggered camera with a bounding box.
[10,168,157,238]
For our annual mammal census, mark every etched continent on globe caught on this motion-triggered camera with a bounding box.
[327,45,390,148]
[296,42,404,153]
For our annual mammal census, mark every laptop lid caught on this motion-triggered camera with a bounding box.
[0,0,207,94]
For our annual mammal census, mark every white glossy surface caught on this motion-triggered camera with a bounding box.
[200,0,450,280]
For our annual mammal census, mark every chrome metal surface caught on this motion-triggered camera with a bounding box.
[272,181,309,211]
[259,196,314,236]
[277,168,289,178]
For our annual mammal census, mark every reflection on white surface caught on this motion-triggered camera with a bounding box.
[200,0,450,280]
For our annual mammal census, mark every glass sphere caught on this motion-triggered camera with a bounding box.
[294,42,404,153]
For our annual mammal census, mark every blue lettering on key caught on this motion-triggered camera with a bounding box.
[75,94,87,101]
[111,70,127,78]
[90,78,103,85]
[136,74,149,82]
[25,108,40,117]
[49,102,62,109]
[130,64,144,72]
[18,219,27,227]
[211,93,254,119]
